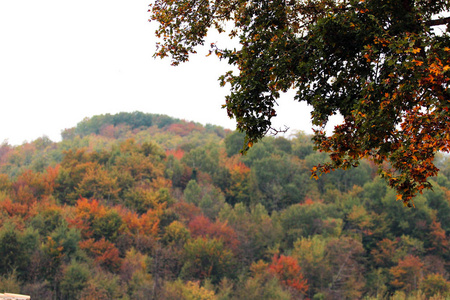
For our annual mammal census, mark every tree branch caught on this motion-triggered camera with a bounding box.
[268,125,289,136]
[426,17,450,27]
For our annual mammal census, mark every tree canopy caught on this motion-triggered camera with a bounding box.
[1,112,450,298]
[149,0,450,205]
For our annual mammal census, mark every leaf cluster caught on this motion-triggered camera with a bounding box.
[150,0,450,205]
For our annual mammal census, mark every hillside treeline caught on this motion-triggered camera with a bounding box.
[0,112,449,299]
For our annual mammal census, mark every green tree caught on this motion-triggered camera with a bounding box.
[181,237,235,284]
[276,202,342,248]
[150,0,450,204]
[252,154,308,211]
[60,260,90,300]
[91,209,124,242]
[380,190,433,240]
[292,236,328,298]
[80,271,127,300]
[234,275,292,300]
[0,270,21,294]
[49,222,81,260]
[0,224,38,277]
[184,180,202,206]
[162,221,191,246]
[224,131,246,157]
[218,203,282,264]
[422,182,450,232]
[291,131,315,160]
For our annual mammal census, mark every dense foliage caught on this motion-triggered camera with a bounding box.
[150,0,450,205]
[0,112,449,299]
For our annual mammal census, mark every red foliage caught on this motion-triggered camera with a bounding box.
[138,209,161,237]
[188,215,240,253]
[428,218,449,255]
[268,254,308,294]
[0,143,13,166]
[166,122,204,136]
[12,170,40,204]
[172,202,202,223]
[79,238,121,271]
[120,209,142,234]
[99,124,117,138]
[11,166,59,204]
[79,238,122,272]
[371,238,398,267]
[0,197,31,222]
[390,254,424,292]
[301,197,315,206]
[188,215,212,236]
[0,194,61,226]
[230,162,250,174]
[68,197,104,239]
[166,148,185,160]
[42,165,59,193]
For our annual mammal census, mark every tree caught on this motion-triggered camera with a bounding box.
[234,261,293,300]
[420,273,450,298]
[226,162,252,206]
[184,179,203,205]
[252,154,308,211]
[324,236,366,299]
[79,238,122,272]
[389,254,424,293]
[0,223,29,276]
[60,260,90,300]
[181,237,236,284]
[218,203,282,264]
[162,280,218,300]
[277,202,342,248]
[150,0,450,205]
[188,215,240,254]
[268,254,308,295]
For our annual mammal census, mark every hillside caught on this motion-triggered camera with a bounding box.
[0,112,449,299]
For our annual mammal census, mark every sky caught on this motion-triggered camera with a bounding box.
[0,0,331,146]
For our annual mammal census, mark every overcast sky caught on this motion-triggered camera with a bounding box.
[0,0,326,145]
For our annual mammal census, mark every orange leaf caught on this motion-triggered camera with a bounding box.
[412,59,423,66]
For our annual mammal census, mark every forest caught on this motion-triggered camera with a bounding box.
[0,111,449,299]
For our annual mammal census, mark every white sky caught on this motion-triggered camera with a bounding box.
[0,0,322,145]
